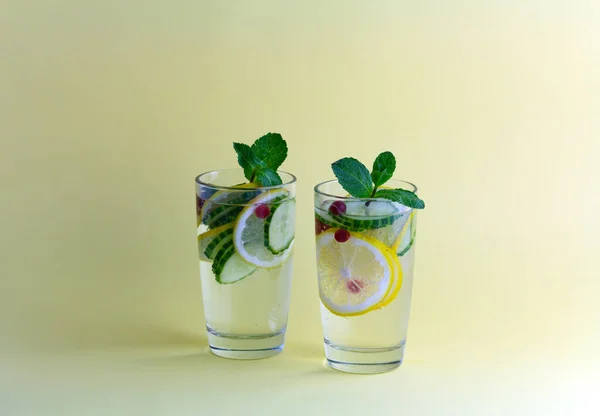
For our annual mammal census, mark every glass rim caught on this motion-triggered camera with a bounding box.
[195,168,297,191]
[314,178,418,200]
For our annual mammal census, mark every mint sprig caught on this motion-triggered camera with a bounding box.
[233,132,287,186]
[375,188,425,209]
[254,168,282,187]
[371,151,396,189]
[233,142,264,181]
[331,151,425,209]
[331,157,373,198]
[251,133,288,171]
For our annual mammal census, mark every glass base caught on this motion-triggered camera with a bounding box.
[207,326,285,360]
[324,339,405,374]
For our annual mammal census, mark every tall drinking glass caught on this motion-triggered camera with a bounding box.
[196,169,296,359]
[314,179,419,373]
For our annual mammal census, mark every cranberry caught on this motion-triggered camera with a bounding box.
[329,200,347,216]
[346,279,364,294]
[196,196,206,216]
[315,218,331,235]
[334,229,351,243]
[254,204,271,219]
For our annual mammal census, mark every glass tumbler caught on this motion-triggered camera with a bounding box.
[314,179,419,373]
[196,169,296,359]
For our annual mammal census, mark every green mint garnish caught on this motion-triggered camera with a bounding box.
[233,142,265,182]
[331,151,425,209]
[371,151,396,189]
[233,133,288,186]
[331,157,374,198]
[254,168,282,187]
[251,133,288,171]
[375,188,425,209]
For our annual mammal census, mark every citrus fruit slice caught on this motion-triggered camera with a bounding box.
[197,222,234,262]
[316,231,394,317]
[233,190,294,269]
[379,248,403,307]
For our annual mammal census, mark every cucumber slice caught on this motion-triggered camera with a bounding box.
[344,200,401,217]
[397,234,415,257]
[212,242,257,284]
[203,228,234,260]
[318,200,405,232]
[197,223,234,262]
[201,190,259,227]
[362,211,411,248]
[315,208,345,229]
[265,198,296,254]
[396,212,417,256]
[204,205,243,228]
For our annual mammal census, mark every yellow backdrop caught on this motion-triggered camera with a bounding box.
[2,1,599,414]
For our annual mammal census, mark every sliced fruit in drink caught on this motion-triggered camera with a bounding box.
[379,248,403,307]
[204,227,234,261]
[197,223,234,262]
[316,230,394,317]
[265,198,296,254]
[202,191,261,229]
[394,211,417,256]
[200,183,259,228]
[234,190,295,269]
[315,217,332,235]
[318,200,405,231]
[202,203,243,229]
[212,241,257,284]
[315,208,345,230]
[361,209,412,248]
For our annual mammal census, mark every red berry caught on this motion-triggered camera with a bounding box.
[329,200,347,216]
[334,229,351,243]
[196,196,206,216]
[254,204,271,219]
[315,218,331,235]
[346,279,364,294]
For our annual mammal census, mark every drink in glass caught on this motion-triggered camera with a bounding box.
[314,179,419,373]
[196,169,296,359]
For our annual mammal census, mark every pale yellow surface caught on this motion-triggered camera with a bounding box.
[1,1,599,415]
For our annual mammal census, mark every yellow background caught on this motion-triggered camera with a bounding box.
[2,1,599,414]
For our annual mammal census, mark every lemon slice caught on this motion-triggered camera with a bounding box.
[233,189,294,269]
[316,231,394,317]
[379,248,403,307]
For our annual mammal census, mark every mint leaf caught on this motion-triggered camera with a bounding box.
[252,133,288,170]
[371,151,396,188]
[254,168,283,187]
[233,142,264,181]
[331,157,373,198]
[375,188,425,209]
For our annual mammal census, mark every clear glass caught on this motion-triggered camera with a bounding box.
[196,169,296,359]
[314,179,419,373]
